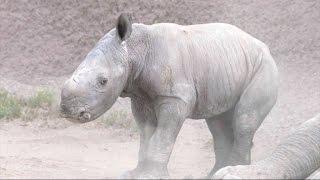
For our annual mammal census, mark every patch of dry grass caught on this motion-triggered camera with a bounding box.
[0,89,22,119]
[26,89,54,109]
[1,88,137,132]
[98,109,137,133]
[0,88,55,120]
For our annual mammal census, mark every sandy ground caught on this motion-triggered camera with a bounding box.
[0,118,214,179]
[0,0,319,179]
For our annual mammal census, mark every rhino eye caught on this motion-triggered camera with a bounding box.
[98,77,108,86]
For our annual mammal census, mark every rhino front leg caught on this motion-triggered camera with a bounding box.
[134,97,187,178]
[120,97,157,178]
[132,97,157,165]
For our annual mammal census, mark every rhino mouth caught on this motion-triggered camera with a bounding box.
[60,111,92,123]
[59,103,93,123]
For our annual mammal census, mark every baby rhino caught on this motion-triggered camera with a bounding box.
[60,14,278,178]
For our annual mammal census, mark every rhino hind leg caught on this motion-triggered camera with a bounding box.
[205,109,235,178]
[228,57,278,167]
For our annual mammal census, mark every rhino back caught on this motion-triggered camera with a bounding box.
[133,23,274,119]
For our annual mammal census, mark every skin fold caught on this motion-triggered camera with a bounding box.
[60,14,278,178]
[214,113,320,179]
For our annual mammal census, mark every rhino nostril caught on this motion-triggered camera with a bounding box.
[79,111,91,121]
[79,111,85,117]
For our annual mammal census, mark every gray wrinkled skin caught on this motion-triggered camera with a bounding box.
[60,15,278,179]
[214,113,320,179]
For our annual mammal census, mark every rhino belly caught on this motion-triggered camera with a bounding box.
[189,82,241,119]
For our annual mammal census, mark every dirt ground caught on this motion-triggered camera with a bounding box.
[0,0,319,179]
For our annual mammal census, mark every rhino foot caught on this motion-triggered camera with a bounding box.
[213,166,242,179]
[120,168,169,179]
[212,165,269,179]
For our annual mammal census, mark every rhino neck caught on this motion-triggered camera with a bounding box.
[121,23,151,98]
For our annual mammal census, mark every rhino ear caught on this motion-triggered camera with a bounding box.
[116,13,132,41]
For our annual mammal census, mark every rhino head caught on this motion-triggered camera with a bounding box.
[60,14,133,123]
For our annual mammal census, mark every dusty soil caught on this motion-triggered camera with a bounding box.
[0,118,213,178]
[0,0,319,179]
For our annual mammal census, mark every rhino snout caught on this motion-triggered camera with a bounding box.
[60,103,92,123]
[60,84,92,123]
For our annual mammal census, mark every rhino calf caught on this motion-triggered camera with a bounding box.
[60,14,278,178]
[214,113,320,179]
